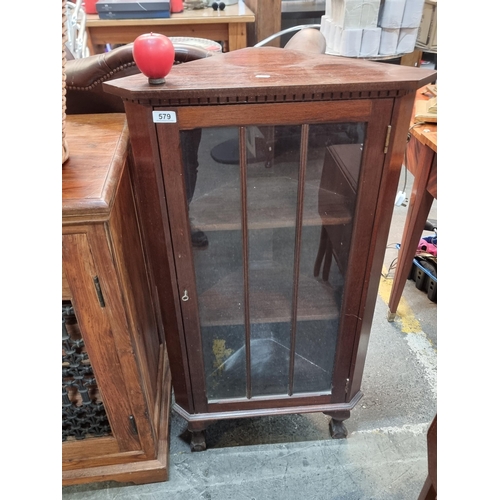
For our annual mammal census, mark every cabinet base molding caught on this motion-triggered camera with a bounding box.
[174,391,363,423]
[62,456,168,486]
[63,361,172,486]
[174,392,363,450]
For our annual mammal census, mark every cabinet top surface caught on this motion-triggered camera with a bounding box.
[62,114,128,223]
[104,47,437,102]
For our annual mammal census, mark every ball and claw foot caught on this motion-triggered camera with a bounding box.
[190,430,207,452]
[329,418,348,439]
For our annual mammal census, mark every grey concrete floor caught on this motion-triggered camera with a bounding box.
[62,163,437,499]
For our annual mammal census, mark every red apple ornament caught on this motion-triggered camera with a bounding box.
[133,33,175,85]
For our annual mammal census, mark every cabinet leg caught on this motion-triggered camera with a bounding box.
[324,410,350,439]
[188,421,209,452]
[189,430,207,452]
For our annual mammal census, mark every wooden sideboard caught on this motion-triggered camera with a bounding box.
[62,114,171,485]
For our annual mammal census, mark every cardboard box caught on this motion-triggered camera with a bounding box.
[401,0,425,28]
[397,27,418,53]
[379,0,406,28]
[416,0,437,50]
[327,0,383,29]
[360,27,381,56]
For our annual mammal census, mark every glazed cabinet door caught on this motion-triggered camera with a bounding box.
[156,99,393,411]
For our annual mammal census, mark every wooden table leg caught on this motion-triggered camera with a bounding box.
[228,23,247,51]
[86,28,97,55]
[400,49,422,68]
[387,144,435,320]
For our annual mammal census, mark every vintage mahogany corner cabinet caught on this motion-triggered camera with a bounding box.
[104,47,436,451]
[62,114,171,484]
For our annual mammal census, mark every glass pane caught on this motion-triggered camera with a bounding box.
[182,121,365,402]
[293,122,365,394]
[181,127,246,401]
[246,125,301,397]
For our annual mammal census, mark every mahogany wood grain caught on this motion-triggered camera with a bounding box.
[329,98,394,402]
[239,127,252,399]
[350,91,418,396]
[123,100,196,414]
[104,47,437,102]
[192,390,363,416]
[176,100,373,130]
[104,49,437,446]
[155,119,210,414]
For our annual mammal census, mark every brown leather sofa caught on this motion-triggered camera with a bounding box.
[64,28,326,115]
[65,42,213,115]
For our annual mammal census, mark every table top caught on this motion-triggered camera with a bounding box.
[410,86,437,153]
[62,114,128,221]
[86,2,255,27]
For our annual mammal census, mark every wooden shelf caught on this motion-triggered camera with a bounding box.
[198,264,340,327]
[190,176,352,231]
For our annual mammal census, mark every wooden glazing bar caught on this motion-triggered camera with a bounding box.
[288,124,309,396]
[239,126,252,400]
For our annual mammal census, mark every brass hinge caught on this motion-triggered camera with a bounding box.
[129,415,138,435]
[93,276,105,307]
[345,378,350,394]
[383,125,392,154]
